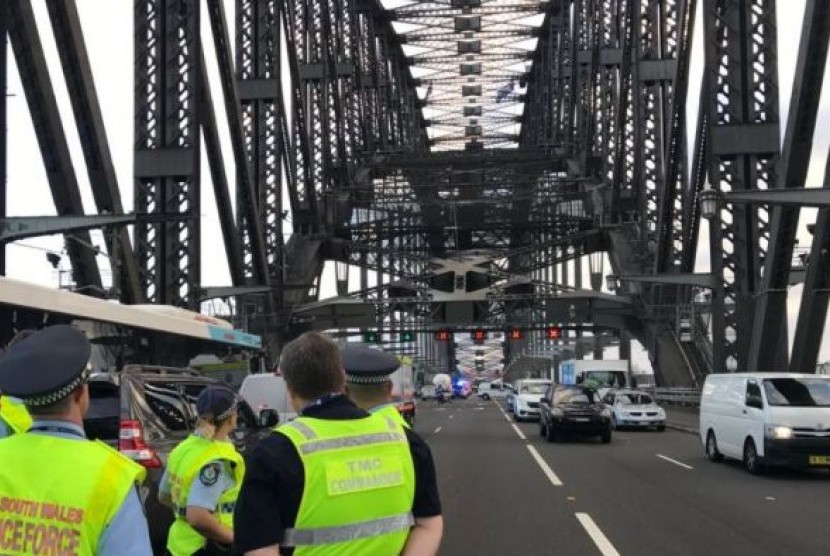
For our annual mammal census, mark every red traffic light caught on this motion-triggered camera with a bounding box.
[435,330,452,341]
[508,329,523,340]
[471,329,487,342]
[546,326,562,340]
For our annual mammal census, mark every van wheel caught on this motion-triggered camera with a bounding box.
[743,438,764,475]
[705,431,723,462]
[481,393,490,401]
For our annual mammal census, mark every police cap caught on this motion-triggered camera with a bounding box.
[341,345,400,384]
[0,325,91,407]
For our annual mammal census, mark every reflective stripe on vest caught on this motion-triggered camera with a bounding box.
[277,414,415,556]
[0,433,145,556]
[0,396,32,435]
[165,435,245,556]
[284,512,415,547]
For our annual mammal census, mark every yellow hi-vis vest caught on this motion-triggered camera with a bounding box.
[0,396,32,435]
[278,412,415,556]
[166,435,245,556]
[371,403,410,429]
[0,432,146,556]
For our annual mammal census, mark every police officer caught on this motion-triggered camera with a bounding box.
[0,324,152,555]
[160,386,245,555]
[0,330,35,438]
[341,345,410,428]
[234,332,443,555]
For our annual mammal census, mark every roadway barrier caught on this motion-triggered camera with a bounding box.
[651,387,701,407]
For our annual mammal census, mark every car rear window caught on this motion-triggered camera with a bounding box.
[85,381,120,441]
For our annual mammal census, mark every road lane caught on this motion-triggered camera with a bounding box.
[516,417,830,556]
[418,398,597,555]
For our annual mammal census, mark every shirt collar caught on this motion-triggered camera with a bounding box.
[30,419,86,438]
[368,402,397,414]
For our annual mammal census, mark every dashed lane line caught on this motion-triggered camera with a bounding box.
[526,445,563,487]
[433,426,442,434]
[510,423,527,440]
[576,513,621,556]
[656,454,694,470]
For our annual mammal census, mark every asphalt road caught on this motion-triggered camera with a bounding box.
[412,398,830,556]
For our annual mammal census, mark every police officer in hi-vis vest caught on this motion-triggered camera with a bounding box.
[0,325,152,555]
[160,386,245,555]
[341,345,411,429]
[234,331,443,556]
[0,330,35,439]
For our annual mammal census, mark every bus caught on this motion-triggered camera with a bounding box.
[0,276,263,376]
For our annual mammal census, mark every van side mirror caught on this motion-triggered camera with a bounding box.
[259,409,279,428]
[746,395,763,410]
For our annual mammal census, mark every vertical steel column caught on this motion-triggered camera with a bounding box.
[703,0,779,371]
[749,2,830,372]
[134,0,202,307]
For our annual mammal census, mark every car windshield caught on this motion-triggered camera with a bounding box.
[616,393,654,405]
[554,388,598,405]
[763,378,830,407]
[521,384,549,394]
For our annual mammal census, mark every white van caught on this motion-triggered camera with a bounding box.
[477,380,512,401]
[699,373,830,473]
[239,374,297,424]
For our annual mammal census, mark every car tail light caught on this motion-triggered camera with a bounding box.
[119,419,162,468]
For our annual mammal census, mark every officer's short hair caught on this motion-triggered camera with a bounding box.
[27,395,74,417]
[280,332,345,400]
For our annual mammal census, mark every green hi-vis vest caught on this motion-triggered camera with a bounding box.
[278,412,415,556]
[0,396,32,435]
[0,432,146,556]
[166,435,245,556]
[371,404,410,429]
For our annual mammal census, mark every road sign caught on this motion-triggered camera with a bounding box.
[435,330,452,341]
[508,328,523,340]
[363,331,380,343]
[400,331,416,342]
[546,326,562,340]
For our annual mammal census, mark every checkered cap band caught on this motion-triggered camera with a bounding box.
[346,373,392,385]
[22,366,91,407]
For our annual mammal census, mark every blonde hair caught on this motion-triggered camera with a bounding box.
[195,415,218,438]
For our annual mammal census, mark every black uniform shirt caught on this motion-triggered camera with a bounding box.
[233,395,441,555]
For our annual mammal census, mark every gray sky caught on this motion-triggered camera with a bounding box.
[5,0,830,367]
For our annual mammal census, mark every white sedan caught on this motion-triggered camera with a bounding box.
[603,390,666,431]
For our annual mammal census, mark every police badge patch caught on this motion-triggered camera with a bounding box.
[199,462,222,486]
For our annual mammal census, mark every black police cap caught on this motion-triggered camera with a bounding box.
[0,325,91,407]
[341,345,400,384]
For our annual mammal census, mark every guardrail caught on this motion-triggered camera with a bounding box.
[652,387,701,406]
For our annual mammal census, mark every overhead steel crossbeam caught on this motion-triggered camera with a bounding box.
[387,0,546,151]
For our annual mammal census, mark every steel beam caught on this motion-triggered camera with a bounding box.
[703,0,780,372]
[8,0,102,291]
[44,0,143,304]
[0,214,136,242]
[134,0,201,307]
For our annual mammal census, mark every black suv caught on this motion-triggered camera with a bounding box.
[539,385,612,443]
[83,365,276,550]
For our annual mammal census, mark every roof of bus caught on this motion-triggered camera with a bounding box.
[0,276,261,350]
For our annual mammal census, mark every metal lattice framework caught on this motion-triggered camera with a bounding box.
[8,0,830,382]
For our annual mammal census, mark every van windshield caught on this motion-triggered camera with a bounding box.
[521,383,549,394]
[763,378,830,407]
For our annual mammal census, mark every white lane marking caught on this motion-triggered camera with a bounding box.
[449,414,455,419]
[433,427,442,434]
[510,423,527,440]
[576,513,621,556]
[527,445,563,487]
[656,454,694,470]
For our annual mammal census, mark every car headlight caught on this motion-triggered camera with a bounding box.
[601,408,611,418]
[552,407,564,416]
[766,425,793,439]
